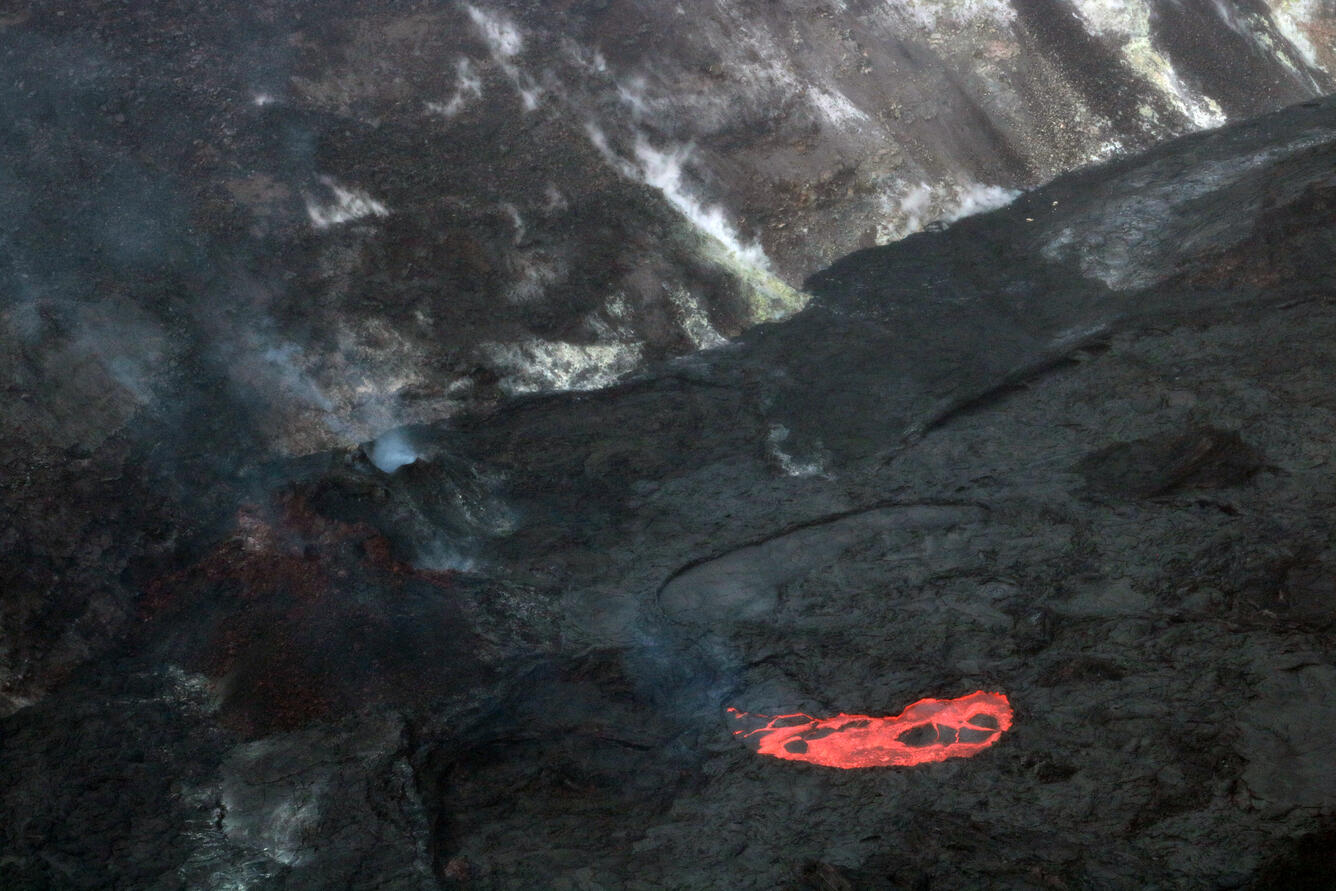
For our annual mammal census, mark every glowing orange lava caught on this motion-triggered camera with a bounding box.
[728,691,1013,768]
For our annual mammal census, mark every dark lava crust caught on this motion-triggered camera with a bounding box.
[6,21,1336,891]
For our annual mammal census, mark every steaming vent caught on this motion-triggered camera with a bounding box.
[368,429,420,473]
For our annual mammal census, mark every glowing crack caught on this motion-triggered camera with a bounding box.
[729,690,1013,768]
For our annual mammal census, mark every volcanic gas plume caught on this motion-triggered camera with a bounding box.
[729,691,1014,769]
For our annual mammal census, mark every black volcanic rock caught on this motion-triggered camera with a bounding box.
[4,92,1336,888]
[5,1,1336,886]
[1077,427,1265,498]
[6,0,1336,715]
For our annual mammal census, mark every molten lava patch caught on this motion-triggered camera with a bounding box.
[728,691,1013,769]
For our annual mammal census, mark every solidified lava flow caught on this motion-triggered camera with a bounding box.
[728,691,1013,768]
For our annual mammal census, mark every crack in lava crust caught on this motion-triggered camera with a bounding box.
[728,691,1013,768]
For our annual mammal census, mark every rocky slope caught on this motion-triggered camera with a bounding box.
[4,78,1336,887]
[4,0,1335,450]
[6,0,1336,710]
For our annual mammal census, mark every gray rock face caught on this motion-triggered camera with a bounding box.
[660,504,989,625]
[3,0,1334,456]
[5,2,1336,704]
[1239,663,1336,818]
[5,2,1336,887]
[5,90,1336,888]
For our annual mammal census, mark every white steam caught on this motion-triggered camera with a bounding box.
[807,86,870,129]
[233,318,458,455]
[415,542,478,574]
[586,124,770,270]
[425,58,483,118]
[500,202,525,245]
[369,428,420,473]
[466,4,522,57]
[304,178,390,229]
[876,180,1020,244]
[465,4,542,111]
[260,342,335,413]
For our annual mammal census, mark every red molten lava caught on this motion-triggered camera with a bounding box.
[728,691,1013,768]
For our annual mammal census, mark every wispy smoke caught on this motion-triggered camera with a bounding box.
[425,57,483,118]
[368,428,420,474]
[304,177,390,229]
[259,342,336,413]
[586,124,770,270]
[465,4,541,111]
[875,180,1020,244]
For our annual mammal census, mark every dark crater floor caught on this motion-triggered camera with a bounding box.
[5,38,1336,891]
